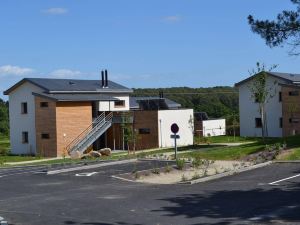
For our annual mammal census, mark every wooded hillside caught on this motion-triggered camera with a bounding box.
[132,86,239,118]
[0,99,9,136]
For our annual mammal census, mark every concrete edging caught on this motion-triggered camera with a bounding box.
[47,159,138,175]
[182,161,273,185]
[275,160,300,163]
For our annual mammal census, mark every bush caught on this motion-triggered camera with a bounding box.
[192,155,202,168]
[176,159,185,170]
[164,163,172,173]
[152,167,160,174]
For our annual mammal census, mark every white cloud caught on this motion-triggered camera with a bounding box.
[49,69,82,78]
[0,65,34,76]
[163,15,182,23]
[42,8,68,15]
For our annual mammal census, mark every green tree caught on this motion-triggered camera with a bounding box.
[0,98,9,136]
[248,62,278,142]
[248,0,300,55]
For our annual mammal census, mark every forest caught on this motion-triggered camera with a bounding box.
[132,86,239,118]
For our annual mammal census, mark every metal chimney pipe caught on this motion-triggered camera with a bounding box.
[105,70,108,87]
[101,70,105,87]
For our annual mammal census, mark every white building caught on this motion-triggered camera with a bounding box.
[235,72,300,137]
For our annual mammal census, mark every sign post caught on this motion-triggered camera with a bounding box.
[170,123,180,160]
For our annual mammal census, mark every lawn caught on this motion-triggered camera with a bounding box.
[180,135,300,161]
[195,135,263,144]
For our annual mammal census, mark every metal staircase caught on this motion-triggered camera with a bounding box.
[66,112,113,157]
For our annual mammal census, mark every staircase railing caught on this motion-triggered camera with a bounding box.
[66,112,112,154]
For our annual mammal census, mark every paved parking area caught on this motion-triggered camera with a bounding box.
[0,161,300,225]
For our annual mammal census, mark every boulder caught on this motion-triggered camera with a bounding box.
[70,150,82,159]
[89,151,102,158]
[98,148,112,156]
[80,153,91,159]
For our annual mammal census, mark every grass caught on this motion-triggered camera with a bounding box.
[181,135,300,161]
[278,148,300,160]
[195,135,260,144]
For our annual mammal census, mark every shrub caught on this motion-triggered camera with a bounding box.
[152,167,160,174]
[192,172,200,180]
[181,174,188,182]
[192,155,202,169]
[164,163,172,173]
[176,159,185,170]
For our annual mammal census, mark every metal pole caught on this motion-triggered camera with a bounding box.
[174,135,177,160]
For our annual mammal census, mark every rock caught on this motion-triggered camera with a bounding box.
[89,151,102,158]
[80,153,91,159]
[70,150,82,159]
[98,148,112,156]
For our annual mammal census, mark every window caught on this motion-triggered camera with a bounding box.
[40,102,48,108]
[254,93,259,103]
[22,132,28,143]
[279,117,283,128]
[139,128,150,134]
[255,118,262,128]
[289,91,299,96]
[41,133,50,139]
[21,102,27,114]
[114,100,125,108]
[279,92,282,102]
[289,118,300,123]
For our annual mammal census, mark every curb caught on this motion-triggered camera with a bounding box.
[47,159,138,175]
[182,161,273,185]
[275,160,300,163]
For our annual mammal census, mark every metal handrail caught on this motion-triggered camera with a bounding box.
[66,112,105,153]
[66,112,113,154]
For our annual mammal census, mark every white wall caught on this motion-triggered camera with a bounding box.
[158,109,194,148]
[239,75,285,137]
[202,119,226,137]
[8,82,43,155]
[98,94,130,112]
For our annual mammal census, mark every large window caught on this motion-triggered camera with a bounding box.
[40,102,48,108]
[41,133,50,139]
[255,118,262,128]
[114,100,125,108]
[279,92,282,102]
[289,118,300,123]
[139,128,150,134]
[21,102,28,114]
[279,117,283,128]
[289,91,299,96]
[22,132,28,143]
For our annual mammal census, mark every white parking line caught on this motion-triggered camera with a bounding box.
[269,174,300,185]
[75,172,98,177]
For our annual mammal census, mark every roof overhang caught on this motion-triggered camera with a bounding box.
[234,72,293,87]
[32,92,119,102]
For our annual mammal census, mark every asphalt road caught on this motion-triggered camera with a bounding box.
[0,161,300,225]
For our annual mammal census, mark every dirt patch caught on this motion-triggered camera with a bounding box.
[114,160,253,184]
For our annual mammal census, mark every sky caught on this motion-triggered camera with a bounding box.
[0,0,299,100]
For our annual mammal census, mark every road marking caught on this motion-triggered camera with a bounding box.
[269,174,300,185]
[75,172,98,177]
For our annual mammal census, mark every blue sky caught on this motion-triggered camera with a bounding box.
[0,0,299,99]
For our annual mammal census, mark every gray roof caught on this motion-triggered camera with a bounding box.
[32,92,118,102]
[4,78,133,95]
[235,71,300,87]
[130,97,181,109]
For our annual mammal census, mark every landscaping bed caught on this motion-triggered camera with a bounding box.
[114,159,254,184]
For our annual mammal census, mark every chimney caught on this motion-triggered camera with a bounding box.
[101,70,105,87]
[105,69,108,87]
